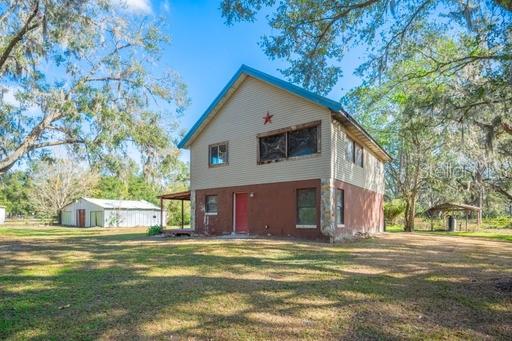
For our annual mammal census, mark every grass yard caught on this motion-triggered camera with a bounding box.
[386,224,512,242]
[421,230,512,242]
[1,226,511,340]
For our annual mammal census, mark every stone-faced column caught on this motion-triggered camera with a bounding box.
[320,178,336,242]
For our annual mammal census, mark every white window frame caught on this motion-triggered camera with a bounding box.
[208,141,229,167]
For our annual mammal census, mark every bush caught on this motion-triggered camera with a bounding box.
[147,225,163,236]
[483,216,512,229]
[384,199,406,224]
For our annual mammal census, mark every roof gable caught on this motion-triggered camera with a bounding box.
[178,65,391,162]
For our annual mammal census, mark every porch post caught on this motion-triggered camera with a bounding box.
[181,199,184,229]
[160,197,163,229]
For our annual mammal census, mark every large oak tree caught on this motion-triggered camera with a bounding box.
[0,0,188,176]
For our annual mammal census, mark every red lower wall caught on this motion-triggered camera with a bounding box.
[194,179,327,241]
[194,178,384,241]
[332,179,384,239]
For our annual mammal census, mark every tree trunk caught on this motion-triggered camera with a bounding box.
[477,188,483,226]
[404,194,417,232]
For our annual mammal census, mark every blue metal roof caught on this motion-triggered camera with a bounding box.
[177,64,344,148]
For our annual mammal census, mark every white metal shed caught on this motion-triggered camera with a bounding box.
[61,197,164,227]
[0,206,5,225]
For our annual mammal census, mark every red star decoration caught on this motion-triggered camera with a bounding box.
[263,111,273,125]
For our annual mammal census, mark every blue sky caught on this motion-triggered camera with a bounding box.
[136,0,366,161]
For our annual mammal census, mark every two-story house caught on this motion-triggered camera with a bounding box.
[177,65,391,242]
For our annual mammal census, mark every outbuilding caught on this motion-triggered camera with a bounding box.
[61,197,164,227]
[0,206,5,224]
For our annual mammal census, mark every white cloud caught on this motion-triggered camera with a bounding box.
[116,0,152,14]
[161,0,170,13]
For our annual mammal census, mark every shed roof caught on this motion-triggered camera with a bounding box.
[177,64,391,162]
[426,202,481,214]
[82,197,160,210]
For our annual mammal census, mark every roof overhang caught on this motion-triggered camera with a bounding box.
[158,191,191,201]
[331,110,392,162]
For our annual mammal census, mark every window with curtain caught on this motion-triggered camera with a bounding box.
[296,188,317,226]
[209,142,228,166]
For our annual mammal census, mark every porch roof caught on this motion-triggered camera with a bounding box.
[158,191,191,201]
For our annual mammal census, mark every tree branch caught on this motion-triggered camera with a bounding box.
[0,1,40,72]
[30,138,85,150]
[0,110,64,173]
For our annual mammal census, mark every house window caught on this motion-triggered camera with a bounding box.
[296,188,317,227]
[345,137,364,168]
[288,125,318,157]
[355,143,364,167]
[336,189,345,225]
[259,133,286,162]
[345,138,354,163]
[259,121,320,163]
[205,195,218,214]
[209,142,228,167]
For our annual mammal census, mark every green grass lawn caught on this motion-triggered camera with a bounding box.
[385,223,512,242]
[420,230,512,242]
[1,226,511,340]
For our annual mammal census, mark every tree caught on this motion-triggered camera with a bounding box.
[0,0,189,174]
[221,0,511,94]
[346,35,512,229]
[30,159,98,222]
[0,170,34,216]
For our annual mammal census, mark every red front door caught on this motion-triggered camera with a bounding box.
[235,193,249,233]
[76,209,86,227]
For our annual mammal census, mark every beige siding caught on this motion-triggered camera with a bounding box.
[190,76,332,190]
[331,120,385,194]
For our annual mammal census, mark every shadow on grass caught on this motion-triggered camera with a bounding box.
[0,231,511,339]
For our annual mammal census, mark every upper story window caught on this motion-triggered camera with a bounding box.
[258,121,320,164]
[209,142,228,167]
[345,137,364,168]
